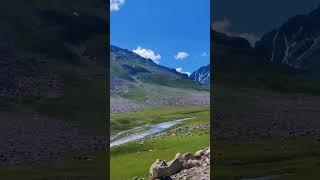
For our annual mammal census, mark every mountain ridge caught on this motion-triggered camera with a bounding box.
[190,64,210,85]
[110,45,206,91]
[255,5,320,72]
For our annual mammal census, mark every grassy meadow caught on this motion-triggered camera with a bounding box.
[0,150,107,180]
[110,105,210,179]
[214,137,320,179]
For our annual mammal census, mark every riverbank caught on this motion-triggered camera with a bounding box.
[110,117,196,147]
[111,105,209,135]
[110,105,210,179]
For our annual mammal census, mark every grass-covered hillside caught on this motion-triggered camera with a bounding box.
[110,45,210,114]
[212,29,320,179]
[0,0,108,128]
[110,45,210,179]
[0,0,107,60]
[0,0,108,178]
[214,40,320,95]
[111,45,207,91]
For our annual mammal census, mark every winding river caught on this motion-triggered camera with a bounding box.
[110,117,196,148]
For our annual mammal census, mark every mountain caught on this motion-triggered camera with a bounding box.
[0,0,107,61]
[211,25,306,92]
[190,64,210,84]
[212,30,252,51]
[0,0,107,106]
[0,0,108,173]
[110,45,210,112]
[211,19,320,95]
[110,45,204,90]
[255,5,320,72]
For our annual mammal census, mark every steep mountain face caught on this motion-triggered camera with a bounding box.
[211,20,320,95]
[190,65,210,84]
[0,0,108,168]
[212,30,252,51]
[0,0,107,104]
[255,5,320,71]
[111,45,147,62]
[110,45,202,90]
[0,0,107,61]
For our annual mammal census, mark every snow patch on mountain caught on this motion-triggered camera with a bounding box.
[190,65,210,84]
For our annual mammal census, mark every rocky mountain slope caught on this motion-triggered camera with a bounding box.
[110,45,210,113]
[0,0,108,167]
[0,0,107,104]
[212,6,320,178]
[211,23,320,95]
[213,5,320,76]
[190,64,210,85]
[255,5,320,72]
[211,5,320,93]
[212,30,252,51]
[110,45,202,90]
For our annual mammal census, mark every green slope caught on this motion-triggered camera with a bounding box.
[0,0,107,62]
[214,44,320,95]
[213,33,320,179]
[111,45,207,91]
[0,0,108,178]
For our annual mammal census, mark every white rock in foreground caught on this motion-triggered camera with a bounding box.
[149,147,210,180]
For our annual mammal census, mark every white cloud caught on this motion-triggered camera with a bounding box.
[132,46,161,63]
[174,52,189,60]
[176,67,191,76]
[110,0,125,12]
[212,18,259,47]
[201,52,208,57]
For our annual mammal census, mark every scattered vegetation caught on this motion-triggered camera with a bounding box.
[214,137,320,180]
[111,105,209,135]
[110,105,210,179]
[0,150,107,180]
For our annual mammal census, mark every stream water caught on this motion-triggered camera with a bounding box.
[110,117,195,148]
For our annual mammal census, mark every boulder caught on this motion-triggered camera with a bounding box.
[149,159,170,180]
[150,148,210,179]
[149,154,185,179]
[194,149,205,159]
[166,153,184,175]
[182,152,194,161]
[184,159,200,169]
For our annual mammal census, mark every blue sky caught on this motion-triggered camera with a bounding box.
[110,0,210,75]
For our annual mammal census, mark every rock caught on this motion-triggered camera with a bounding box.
[205,147,210,155]
[182,152,194,161]
[181,152,195,168]
[150,148,211,179]
[149,154,185,179]
[184,159,200,169]
[194,149,205,159]
[166,153,184,175]
[150,159,170,180]
[172,147,210,179]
